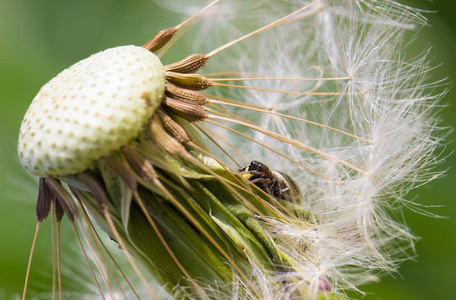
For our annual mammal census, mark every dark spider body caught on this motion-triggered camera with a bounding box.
[239,160,300,203]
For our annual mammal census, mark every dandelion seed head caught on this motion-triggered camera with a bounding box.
[17,0,448,299]
[199,0,445,288]
[17,46,166,177]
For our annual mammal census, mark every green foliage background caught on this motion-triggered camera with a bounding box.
[0,0,454,299]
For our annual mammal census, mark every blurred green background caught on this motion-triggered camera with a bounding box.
[0,0,454,299]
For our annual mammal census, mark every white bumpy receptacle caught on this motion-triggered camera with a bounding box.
[18,46,166,177]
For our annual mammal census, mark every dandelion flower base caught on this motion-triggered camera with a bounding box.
[18,46,166,177]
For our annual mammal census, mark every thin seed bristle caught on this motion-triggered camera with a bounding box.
[132,190,209,300]
[193,123,241,167]
[71,223,107,299]
[212,82,349,96]
[209,76,351,82]
[207,115,367,175]
[175,0,222,30]
[205,0,322,58]
[156,0,222,58]
[76,203,130,299]
[203,119,360,195]
[51,204,56,300]
[56,222,62,300]
[74,172,153,298]
[22,222,41,300]
[81,205,141,299]
[208,98,374,144]
[100,204,160,299]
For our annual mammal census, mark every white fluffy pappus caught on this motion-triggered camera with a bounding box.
[180,0,447,295]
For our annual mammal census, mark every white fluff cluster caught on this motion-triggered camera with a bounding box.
[159,0,445,297]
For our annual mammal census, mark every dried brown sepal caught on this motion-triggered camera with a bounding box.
[149,118,187,155]
[44,178,75,223]
[166,72,213,91]
[45,177,77,222]
[36,177,52,222]
[164,97,209,122]
[164,54,208,74]
[165,83,208,106]
[143,27,178,52]
[157,108,191,144]
[77,172,109,212]
[54,197,65,223]
[122,145,158,184]
[102,157,138,191]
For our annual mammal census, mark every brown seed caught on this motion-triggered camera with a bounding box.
[166,72,213,91]
[163,97,209,122]
[165,54,208,74]
[122,145,159,183]
[157,108,191,143]
[143,27,178,52]
[149,119,186,156]
[165,83,208,106]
